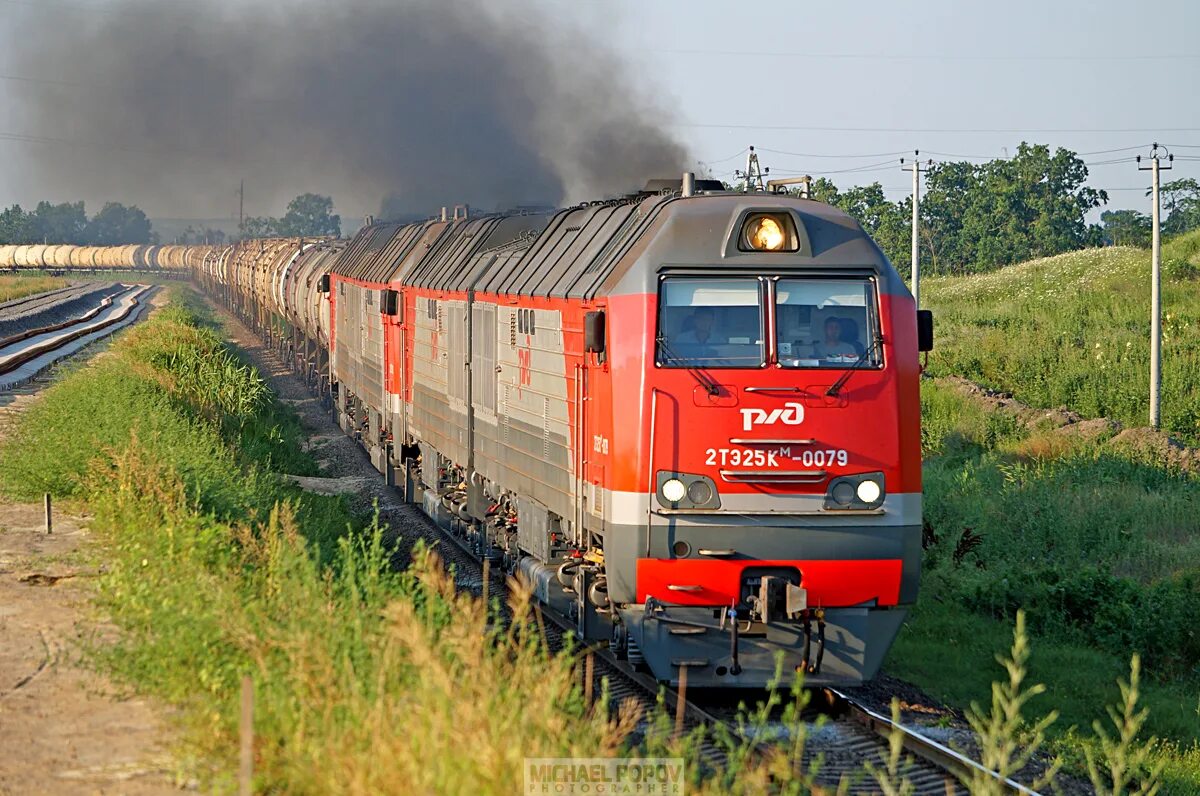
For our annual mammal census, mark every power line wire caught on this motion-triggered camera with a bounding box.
[769,159,901,177]
[0,129,210,158]
[640,47,1200,62]
[742,145,1184,166]
[677,123,1200,133]
[757,147,908,160]
[0,73,93,88]
[698,148,749,165]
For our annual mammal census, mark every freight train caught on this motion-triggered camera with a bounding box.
[52,177,936,688]
[0,243,202,271]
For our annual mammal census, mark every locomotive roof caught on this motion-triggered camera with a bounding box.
[327,192,903,299]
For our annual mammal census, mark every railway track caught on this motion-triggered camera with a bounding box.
[0,285,155,389]
[0,284,85,318]
[432,514,1025,795]
[238,330,1038,796]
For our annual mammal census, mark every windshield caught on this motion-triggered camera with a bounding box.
[656,278,764,368]
[776,278,880,368]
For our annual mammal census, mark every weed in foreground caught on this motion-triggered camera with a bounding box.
[864,699,914,796]
[961,611,1060,794]
[1085,655,1165,796]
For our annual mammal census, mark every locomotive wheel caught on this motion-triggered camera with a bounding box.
[610,623,627,660]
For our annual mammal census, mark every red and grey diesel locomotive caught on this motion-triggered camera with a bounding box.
[193,177,933,688]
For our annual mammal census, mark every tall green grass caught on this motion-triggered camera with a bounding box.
[0,288,1169,793]
[0,291,695,791]
[0,274,68,302]
[922,230,1200,443]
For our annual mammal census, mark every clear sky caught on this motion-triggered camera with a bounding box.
[586,0,1200,208]
[1,0,1198,221]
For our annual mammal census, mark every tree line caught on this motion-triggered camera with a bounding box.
[0,201,155,246]
[0,193,343,246]
[240,193,341,239]
[795,143,1200,275]
[1099,178,1200,249]
[6,166,1196,265]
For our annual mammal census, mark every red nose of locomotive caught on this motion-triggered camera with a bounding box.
[605,218,923,686]
[639,273,909,612]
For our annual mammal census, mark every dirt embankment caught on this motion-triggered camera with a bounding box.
[937,375,1200,470]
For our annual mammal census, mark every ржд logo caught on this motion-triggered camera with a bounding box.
[739,401,805,432]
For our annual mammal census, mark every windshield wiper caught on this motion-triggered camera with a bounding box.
[656,335,721,396]
[825,336,884,397]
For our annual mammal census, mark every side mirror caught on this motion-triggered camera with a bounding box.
[381,288,401,318]
[917,309,934,352]
[584,310,606,354]
[318,274,330,294]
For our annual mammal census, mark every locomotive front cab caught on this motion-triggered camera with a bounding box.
[605,198,923,687]
[653,273,889,510]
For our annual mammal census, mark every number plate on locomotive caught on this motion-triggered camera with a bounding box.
[704,447,848,467]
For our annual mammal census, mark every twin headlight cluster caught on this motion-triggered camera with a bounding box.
[655,470,886,510]
[656,472,721,509]
[823,471,886,510]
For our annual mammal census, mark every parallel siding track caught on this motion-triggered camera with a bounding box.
[0,285,155,389]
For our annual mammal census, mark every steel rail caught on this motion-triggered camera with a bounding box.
[827,687,1038,795]
[0,285,132,350]
[0,286,148,377]
[422,471,1040,794]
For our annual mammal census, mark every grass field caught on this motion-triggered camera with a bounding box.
[889,231,1200,792]
[921,229,1200,444]
[0,274,68,302]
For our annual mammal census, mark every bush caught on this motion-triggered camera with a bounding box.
[1164,257,1200,281]
[954,567,1200,679]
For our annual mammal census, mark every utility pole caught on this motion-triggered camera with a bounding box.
[901,152,931,309]
[1137,143,1173,429]
[237,180,245,233]
[735,146,767,192]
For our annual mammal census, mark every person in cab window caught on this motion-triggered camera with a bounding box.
[813,316,857,359]
[676,306,719,353]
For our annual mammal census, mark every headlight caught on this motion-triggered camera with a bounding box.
[823,472,885,511]
[831,481,856,506]
[661,478,687,503]
[686,480,713,504]
[748,216,785,250]
[655,472,720,509]
[856,479,882,504]
[740,213,797,252]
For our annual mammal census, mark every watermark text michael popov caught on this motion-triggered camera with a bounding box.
[525,758,685,795]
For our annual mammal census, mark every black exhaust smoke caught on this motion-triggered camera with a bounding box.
[6,0,689,220]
